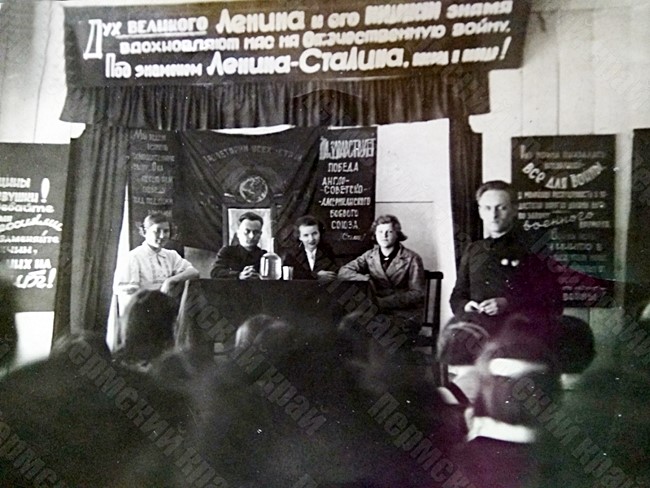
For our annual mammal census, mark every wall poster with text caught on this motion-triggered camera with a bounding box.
[512,135,615,308]
[0,143,69,312]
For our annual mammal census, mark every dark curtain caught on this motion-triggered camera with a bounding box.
[449,118,483,265]
[625,129,650,310]
[53,125,129,339]
[61,73,489,130]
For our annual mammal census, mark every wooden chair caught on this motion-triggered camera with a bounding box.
[412,270,447,385]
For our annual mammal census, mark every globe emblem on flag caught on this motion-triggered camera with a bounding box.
[238,175,268,203]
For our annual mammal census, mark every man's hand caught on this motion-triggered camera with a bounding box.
[477,297,508,316]
[316,270,337,282]
[239,265,260,280]
[464,300,481,313]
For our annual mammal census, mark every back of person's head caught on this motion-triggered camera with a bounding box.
[536,365,650,488]
[370,214,407,241]
[438,315,490,365]
[475,179,517,204]
[473,314,562,426]
[118,289,177,362]
[555,315,595,374]
[50,330,111,362]
[234,314,291,353]
[0,279,17,371]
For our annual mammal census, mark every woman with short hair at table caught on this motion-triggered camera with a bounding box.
[338,214,425,317]
[115,212,199,298]
[282,215,338,281]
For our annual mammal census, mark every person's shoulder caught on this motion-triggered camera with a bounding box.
[216,245,238,256]
[159,247,182,259]
[357,247,377,259]
[128,243,148,257]
[398,244,423,260]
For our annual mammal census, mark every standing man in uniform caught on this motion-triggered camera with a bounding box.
[450,180,562,332]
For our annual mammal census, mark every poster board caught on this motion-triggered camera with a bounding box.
[512,135,615,307]
[311,127,376,256]
[0,143,69,312]
[128,129,179,248]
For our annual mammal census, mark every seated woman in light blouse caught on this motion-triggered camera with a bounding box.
[115,213,199,298]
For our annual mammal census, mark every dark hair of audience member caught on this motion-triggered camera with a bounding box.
[50,330,111,362]
[437,315,490,366]
[0,279,18,373]
[234,313,290,352]
[555,315,595,374]
[472,314,562,426]
[115,289,177,363]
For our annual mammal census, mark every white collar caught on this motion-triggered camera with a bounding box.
[467,416,537,444]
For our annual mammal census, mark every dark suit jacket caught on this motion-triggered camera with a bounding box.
[210,245,266,279]
[450,229,563,321]
[281,244,338,280]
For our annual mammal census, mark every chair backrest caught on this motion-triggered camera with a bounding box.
[419,271,447,385]
[423,270,444,328]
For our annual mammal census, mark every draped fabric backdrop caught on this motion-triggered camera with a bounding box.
[625,129,650,311]
[53,126,129,339]
[176,128,323,251]
[449,119,483,265]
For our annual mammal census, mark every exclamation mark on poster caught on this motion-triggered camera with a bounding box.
[500,36,512,60]
[47,268,57,288]
[41,178,50,203]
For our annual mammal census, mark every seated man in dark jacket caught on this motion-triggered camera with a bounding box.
[282,215,338,281]
[450,180,562,333]
[210,211,266,280]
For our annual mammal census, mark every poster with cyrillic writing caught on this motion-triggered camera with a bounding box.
[512,135,615,307]
[64,0,530,86]
[128,129,179,249]
[312,127,377,256]
[0,144,69,312]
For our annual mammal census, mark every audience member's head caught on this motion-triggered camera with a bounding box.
[536,365,650,488]
[0,279,17,372]
[555,315,595,374]
[236,211,264,251]
[139,212,171,250]
[117,289,177,362]
[438,315,490,365]
[234,313,290,352]
[50,330,111,362]
[294,215,325,252]
[476,180,518,238]
[473,315,562,426]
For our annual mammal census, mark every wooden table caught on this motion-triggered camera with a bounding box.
[175,279,371,355]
